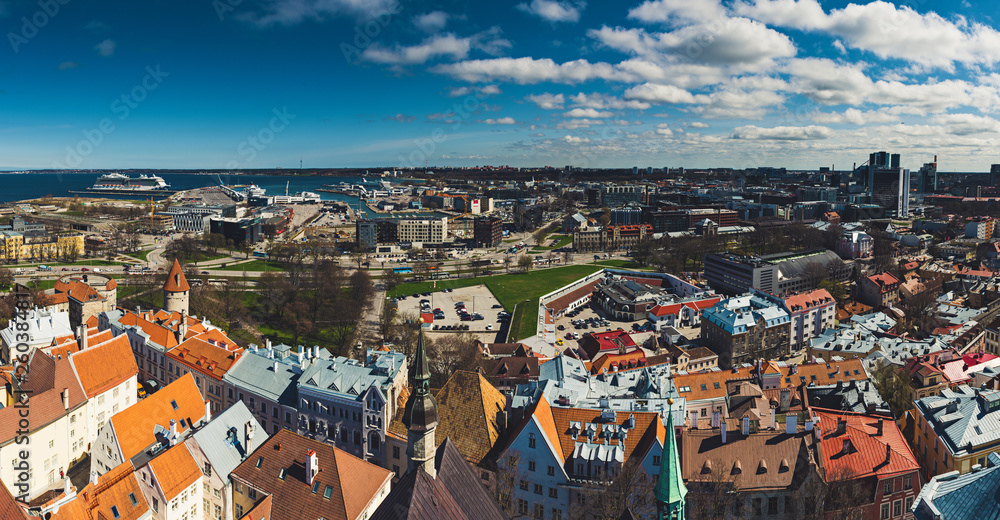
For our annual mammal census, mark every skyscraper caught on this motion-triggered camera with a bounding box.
[866,151,910,217]
[917,157,938,193]
[991,164,1000,187]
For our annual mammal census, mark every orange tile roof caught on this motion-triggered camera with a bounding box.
[674,366,757,401]
[108,373,205,461]
[168,335,242,382]
[512,396,665,466]
[163,259,190,292]
[148,443,201,500]
[0,473,30,520]
[67,281,103,303]
[70,335,138,398]
[783,288,835,313]
[118,312,179,349]
[775,359,868,388]
[51,461,149,520]
[814,409,920,480]
[590,349,647,375]
[105,278,117,291]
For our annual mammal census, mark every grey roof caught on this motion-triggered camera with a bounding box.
[806,380,889,415]
[298,351,406,403]
[914,386,1000,458]
[913,452,1000,520]
[190,401,265,482]
[222,346,323,406]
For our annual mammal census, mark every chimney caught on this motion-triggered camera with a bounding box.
[250,343,258,353]
[266,338,272,350]
[244,421,254,449]
[297,350,304,364]
[169,420,178,445]
[721,421,727,444]
[62,388,69,410]
[80,325,88,350]
[273,360,278,372]
[785,414,797,434]
[841,438,852,454]
[89,471,99,486]
[836,418,846,435]
[496,410,508,434]
[63,476,72,495]
[204,401,212,423]
[770,410,777,430]
[790,364,797,374]
[306,449,319,485]
[689,411,698,429]
[711,410,721,428]
[876,419,884,436]
[885,443,891,464]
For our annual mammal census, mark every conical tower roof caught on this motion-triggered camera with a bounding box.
[163,259,190,292]
[655,400,687,511]
[402,328,437,431]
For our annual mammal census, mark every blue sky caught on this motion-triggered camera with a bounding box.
[1,0,999,171]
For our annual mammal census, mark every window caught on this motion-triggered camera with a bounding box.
[249,397,255,409]
[653,456,661,466]
[48,440,54,449]
[528,461,535,472]
[905,497,913,511]
[323,485,334,499]
[285,412,292,423]
[893,500,902,517]
[547,466,555,476]
[248,487,257,500]
[171,399,178,410]
[752,498,761,517]
[393,446,400,459]
[533,504,544,519]
[528,433,536,448]
[152,498,158,513]
[255,457,263,469]
[517,499,528,515]
[278,468,286,480]
[534,484,543,495]
[904,475,912,490]
[768,497,778,515]
[110,506,120,519]
[520,480,528,491]
[884,480,892,496]
[312,480,320,494]
[552,509,562,520]
[880,503,890,520]
[549,488,558,498]
[260,402,266,413]
[128,493,138,507]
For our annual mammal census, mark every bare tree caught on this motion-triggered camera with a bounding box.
[686,457,746,520]
[517,255,533,273]
[579,460,655,520]
[493,451,526,518]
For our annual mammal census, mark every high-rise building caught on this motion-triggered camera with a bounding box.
[473,216,502,248]
[917,157,938,193]
[991,164,1000,187]
[866,151,910,217]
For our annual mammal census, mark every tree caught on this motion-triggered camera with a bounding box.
[517,255,533,273]
[0,268,12,291]
[413,261,429,281]
[383,270,403,293]
[284,300,314,347]
[803,261,829,290]
[686,457,746,520]
[818,280,847,302]
[493,451,525,517]
[532,228,547,247]
[578,460,655,520]
[871,359,914,418]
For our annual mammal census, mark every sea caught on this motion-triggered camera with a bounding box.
[0,172,443,219]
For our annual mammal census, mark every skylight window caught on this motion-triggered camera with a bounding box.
[111,506,120,519]
[128,493,137,506]
[171,400,178,410]
[312,480,321,494]
[255,456,263,468]
[323,485,333,499]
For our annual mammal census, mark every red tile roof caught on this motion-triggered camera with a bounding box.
[167,334,242,382]
[866,272,899,292]
[590,349,647,375]
[50,459,149,520]
[0,475,29,520]
[783,289,835,313]
[0,354,87,445]
[163,259,190,292]
[814,409,920,480]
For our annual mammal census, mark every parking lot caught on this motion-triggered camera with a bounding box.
[393,284,507,339]
[552,301,660,351]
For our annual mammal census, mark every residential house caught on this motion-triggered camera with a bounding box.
[911,452,1000,520]
[776,289,837,350]
[132,442,203,520]
[47,458,151,520]
[0,352,86,502]
[911,386,1000,481]
[860,273,901,309]
[296,348,408,465]
[0,306,72,364]
[701,293,792,369]
[91,373,206,477]
[68,334,140,461]
[185,401,265,520]
[229,428,392,520]
[814,409,922,520]
[164,327,243,414]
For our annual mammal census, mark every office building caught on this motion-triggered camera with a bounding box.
[704,249,850,296]
[473,215,503,248]
[866,151,910,217]
[701,293,792,368]
[601,185,644,207]
[917,158,938,193]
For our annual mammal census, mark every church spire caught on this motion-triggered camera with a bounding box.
[656,399,687,520]
[403,327,438,477]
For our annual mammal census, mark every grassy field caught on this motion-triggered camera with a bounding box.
[389,264,604,339]
[214,259,286,272]
[128,249,154,262]
[595,259,642,268]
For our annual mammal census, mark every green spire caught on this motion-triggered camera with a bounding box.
[656,402,687,520]
[413,327,431,394]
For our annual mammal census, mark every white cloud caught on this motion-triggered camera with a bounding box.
[563,135,591,144]
[655,123,674,136]
[239,0,399,26]
[483,117,518,125]
[449,85,501,97]
[931,113,1000,135]
[527,93,565,109]
[731,125,833,140]
[811,108,898,125]
[362,34,470,65]
[735,0,1000,70]
[624,83,701,104]
[557,118,604,129]
[628,0,725,24]
[435,57,623,84]
[569,92,650,110]
[563,108,614,118]
[414,11,449,32]
[94,39,115,56]
[516,0,583,23]
[690,121,710,128]
[480,85,502,95]
[590,19,796,65]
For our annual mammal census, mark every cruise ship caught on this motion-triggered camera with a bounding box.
[91,173,171,191]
